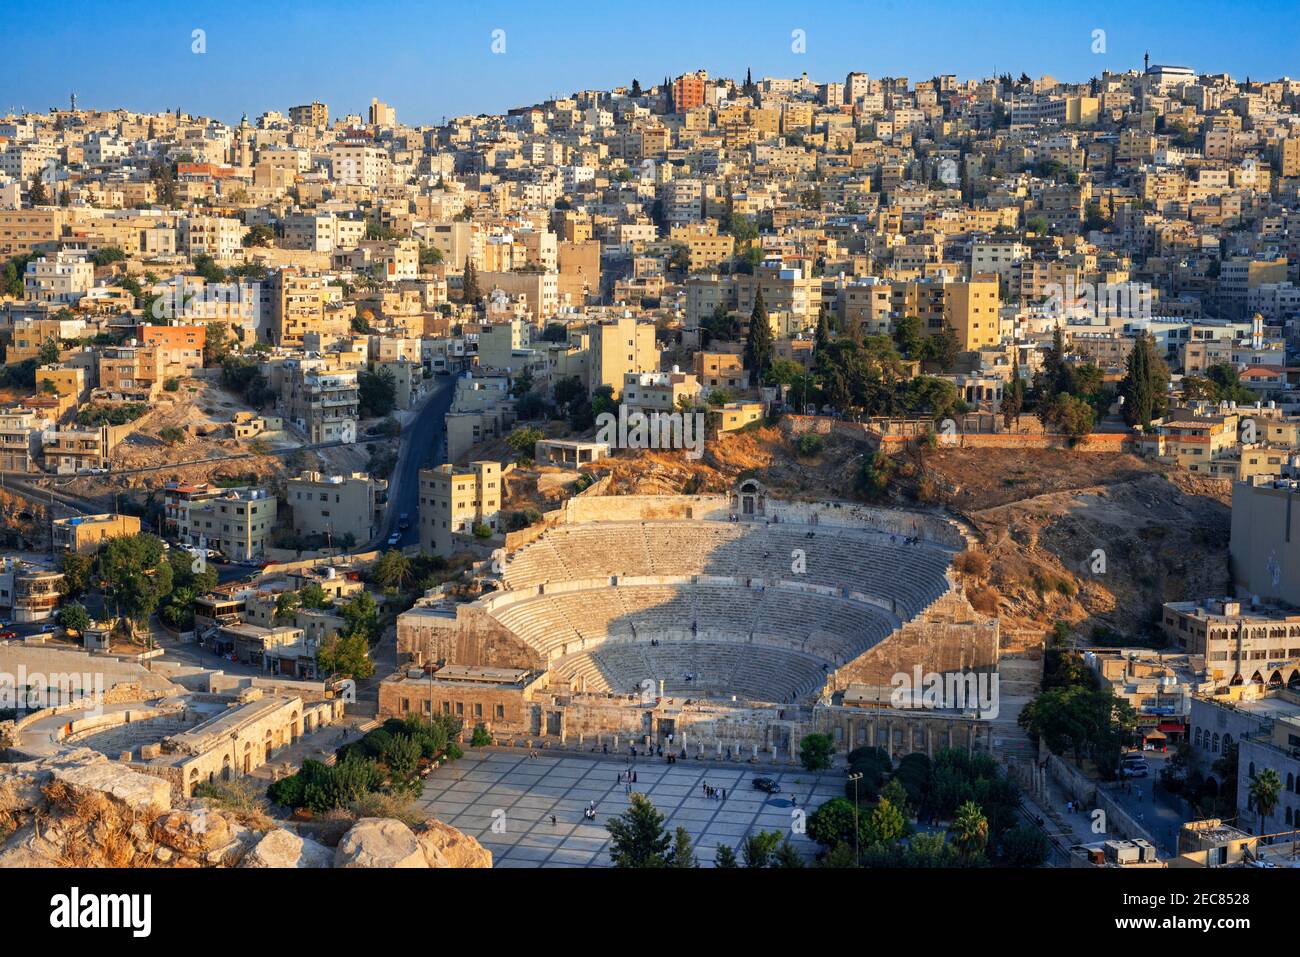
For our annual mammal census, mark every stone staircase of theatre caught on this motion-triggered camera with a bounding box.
[990,655,1041,763]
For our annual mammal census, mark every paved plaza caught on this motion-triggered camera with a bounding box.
[418,749,841,867]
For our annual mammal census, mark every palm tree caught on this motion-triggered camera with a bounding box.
[373,549,412,590]
[1249,767,1282,835]
[950,800,989,862]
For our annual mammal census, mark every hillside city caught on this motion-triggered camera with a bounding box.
[0,59,1299,877]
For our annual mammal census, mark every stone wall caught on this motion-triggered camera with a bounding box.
[830,589,1000,690]
[396,602,545,671]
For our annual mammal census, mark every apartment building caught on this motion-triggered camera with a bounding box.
[180,214,244,259]
[620,370,701,414]
[0,558,63,623]
[0,407,47,472]
[418,461,502,556]
[288,101,329,128]
[692,351,749,393]
[174,486,278,560]
[286,471,386,547]
[587,316,660,397]
[51,513,141,554]
[98,343,165,399]
[23,251,94,305]
[280,358,359,444]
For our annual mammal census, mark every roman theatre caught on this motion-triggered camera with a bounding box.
[387,481,1001,761]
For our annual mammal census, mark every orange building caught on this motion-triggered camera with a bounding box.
[672,73,707,113]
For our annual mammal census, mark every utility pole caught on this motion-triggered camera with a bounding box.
[848,771,863,866]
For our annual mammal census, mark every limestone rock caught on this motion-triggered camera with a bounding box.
[414,819,493,868]
[52,762,171,814]
[0,821,62,868]
[152,808,232,855]
[0,748,107,812]
[241,828,334,869]
[334,818,427,868]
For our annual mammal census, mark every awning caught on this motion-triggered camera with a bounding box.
[1142,729,1168,740]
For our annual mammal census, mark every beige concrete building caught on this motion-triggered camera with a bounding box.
[287,471,386,547]
[418,461,502,556]
[175,487,278,561]
[588,316,659,397]
[52,513,141,554]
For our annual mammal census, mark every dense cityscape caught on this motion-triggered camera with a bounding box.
[0,12,1293,927]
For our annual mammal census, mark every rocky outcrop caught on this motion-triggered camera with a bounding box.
[241,828,334,869]
[414,819,493,868]
[0,749,486,868]
[52,762,171,814]
[334,818,427,868]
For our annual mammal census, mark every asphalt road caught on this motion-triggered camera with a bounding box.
[378,375,454,549]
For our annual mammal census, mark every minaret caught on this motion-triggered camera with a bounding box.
[70,92,77,112]
[1143,51,1149,73]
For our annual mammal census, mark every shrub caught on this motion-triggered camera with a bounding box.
[163,378,179,392]
[795,432,824,457]
[470,724,493,747]
[954,550,990,577]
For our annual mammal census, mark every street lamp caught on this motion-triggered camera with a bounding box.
[847,771,864,866]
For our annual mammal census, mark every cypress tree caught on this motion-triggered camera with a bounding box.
[744,288,773,380]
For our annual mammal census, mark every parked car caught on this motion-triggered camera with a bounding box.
[398,513,411,530]
[751,777,780,794]
[0,630,16,640]
[387,533,402,547]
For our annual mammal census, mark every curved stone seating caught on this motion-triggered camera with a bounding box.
[501,520,951,620]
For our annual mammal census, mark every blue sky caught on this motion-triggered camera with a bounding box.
[3,0,1297,125]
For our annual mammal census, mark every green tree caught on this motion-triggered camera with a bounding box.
[95,534,174,640]
[242,224,275,247]
[59,552,94,597]
[949,800,989,862]
[1002,355,1024,429]
[999,824,1049,866]
[358,367,398,418]
[1249,767,1282,833]
[372,549,413,590]
[799,732,835,771]
[606,793,672,868]
[867,797,909,844]
[338,590,379,640]
[462,257,481,309]
[740,829,783,868]
[670,826,698,868]
[892,315,922,359]
[316,631,374,680]
[714,844,738,868]
[807,797,866,848]
[506,426,544,459]
[919,323,960,371]
[744,289,773,379]
[58,602,91,634]
[202,322,232,366]
[1120,332,1169,428]
[28,172,49,206]
[274,590,301,623]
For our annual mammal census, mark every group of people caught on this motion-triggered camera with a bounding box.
[702,782,727,801]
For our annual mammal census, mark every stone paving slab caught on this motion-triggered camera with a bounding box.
[419,750,838,867]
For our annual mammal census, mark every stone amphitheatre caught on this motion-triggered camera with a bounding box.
[389,480,1001,761]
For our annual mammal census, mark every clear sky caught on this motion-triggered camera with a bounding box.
[4,0,1298,125]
